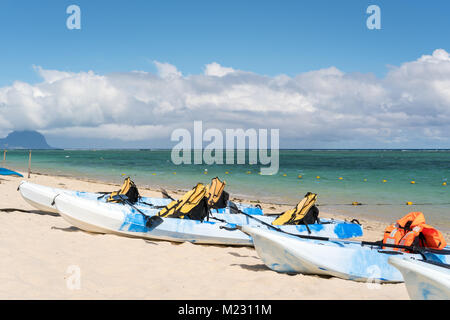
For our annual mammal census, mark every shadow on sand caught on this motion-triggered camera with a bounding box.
[230,263,271,272]
[228,251,259,259]
[51,226,81,232]
[0,208,59,217]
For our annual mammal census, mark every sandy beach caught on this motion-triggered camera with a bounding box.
[3,170,447,300]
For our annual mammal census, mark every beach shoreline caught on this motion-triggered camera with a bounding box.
[1,170,447,299]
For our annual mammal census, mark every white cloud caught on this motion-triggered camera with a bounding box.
[204,62,235,77]
[41,124,168,141]
[0,50,450,147]
[33,65,74,84]
[153,61,182,80]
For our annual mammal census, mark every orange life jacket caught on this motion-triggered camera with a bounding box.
[382,212,446,252]
[421,225,447,249]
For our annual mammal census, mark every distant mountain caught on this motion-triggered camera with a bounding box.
[0,130,54,149]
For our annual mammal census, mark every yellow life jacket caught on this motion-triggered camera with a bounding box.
[158,183,209,220]
[206,177,228,208]
[272,192,318,225]
[107,177,140,203]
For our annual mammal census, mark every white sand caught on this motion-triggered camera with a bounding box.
[0,172,421,299]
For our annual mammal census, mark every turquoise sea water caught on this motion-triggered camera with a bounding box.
[3,149,450,231]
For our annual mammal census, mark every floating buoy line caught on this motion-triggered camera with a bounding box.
[118,169,447,207]
[122,169,448,190]
[199,171,448,187]
[317,202,450,207]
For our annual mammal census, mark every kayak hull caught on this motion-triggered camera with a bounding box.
[242,226,450,283]
[54,194,254,245]
[389,256,450,300]
[18,181,260,215]
[19,181,60,213]
[18,181,171,214]
[53,192,363,246]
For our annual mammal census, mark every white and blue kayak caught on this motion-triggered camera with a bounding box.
[388,256,450,299]
[241,226,450,283]
[52,193,363,246]
[18,181,262,215]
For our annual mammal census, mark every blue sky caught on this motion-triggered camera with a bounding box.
[0,1,449,148]
[1,0,449,85]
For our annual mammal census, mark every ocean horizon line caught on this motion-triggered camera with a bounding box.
[3,148,450,152]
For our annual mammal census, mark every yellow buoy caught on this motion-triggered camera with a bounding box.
[316,176,320,179]
[298,175,302,179]
[246,171,251,174]
[363,179,367,182]
[152,173,156,176]
[410,181,415,184]
[339,177,343,180]
[443,182,447,186]
[406,201,413,206]
[225,171,229,174]
[173,172,176,175]
[352,202,361,206]
[382,179,387,183]
[283,174,287,177]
